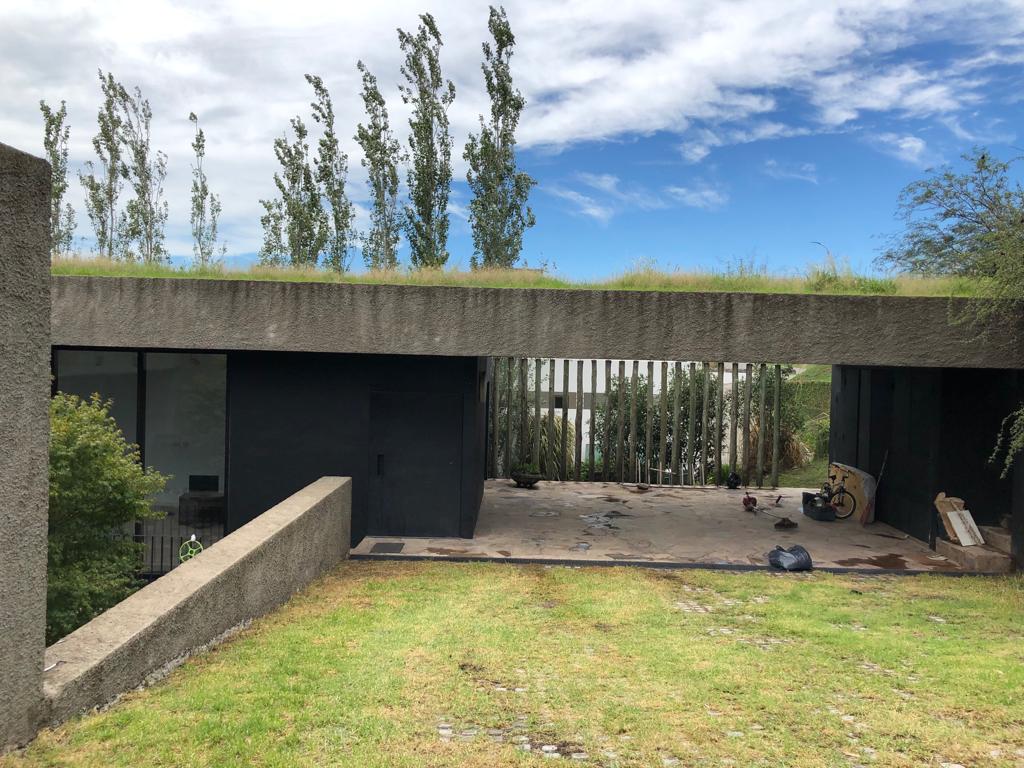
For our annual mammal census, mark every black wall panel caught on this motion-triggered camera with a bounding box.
[226,351,487,544]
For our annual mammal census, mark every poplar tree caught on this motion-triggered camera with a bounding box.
[39,99,77,257]
[188,112,223,267]
[398,13,455,268]
[306,74,354,272]
[118,83,169,262]
[464,6,535,269]
[259,116,325,267]
[355,60,403,270]
[79,70,125,260]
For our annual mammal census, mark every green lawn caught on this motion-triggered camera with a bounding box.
[7,562,1023,768]
[779,456,830,489]
[50,257,988,297]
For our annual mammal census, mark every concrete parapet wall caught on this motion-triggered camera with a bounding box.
[0,143,51,749]
[51,275,1024,369]
[42,476,351,727]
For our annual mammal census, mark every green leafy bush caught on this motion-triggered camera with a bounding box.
[47,392,166,643]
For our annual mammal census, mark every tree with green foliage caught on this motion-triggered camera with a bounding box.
[39,99,77,257]
[189,112,224,268]
[259,115,326,267]
[879,149,1024,475]
[464,6,535,269]
[355,60,403,270]
[118,83,169,263]
[47,392,166,643]
[398,13,456,268]
[306,74,354,272]
[880,149,1024,277]
[79,70,126,260]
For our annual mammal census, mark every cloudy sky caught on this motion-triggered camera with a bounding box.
[3,0,1024,277]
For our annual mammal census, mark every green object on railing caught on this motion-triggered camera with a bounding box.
[179,535,203,563]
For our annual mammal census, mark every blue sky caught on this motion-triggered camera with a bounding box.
[4,0,1024,278]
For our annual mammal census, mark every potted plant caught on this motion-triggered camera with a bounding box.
[511,463,542,489]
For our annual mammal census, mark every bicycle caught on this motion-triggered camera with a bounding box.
[821,471,857,520]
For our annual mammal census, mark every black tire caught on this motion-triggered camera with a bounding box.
[828,487,857,520]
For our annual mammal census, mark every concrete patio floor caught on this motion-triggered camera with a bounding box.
[352,480,962,572]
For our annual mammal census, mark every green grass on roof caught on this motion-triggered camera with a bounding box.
[50,257,988,298]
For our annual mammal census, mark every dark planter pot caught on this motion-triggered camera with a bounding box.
[511,472,542,489]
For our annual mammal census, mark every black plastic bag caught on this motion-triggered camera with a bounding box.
[768,544,813,571]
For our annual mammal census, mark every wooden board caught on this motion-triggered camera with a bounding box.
[934,492,986,546]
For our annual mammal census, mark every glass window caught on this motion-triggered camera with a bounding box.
[143,353,226,515]
[55,349,138,444]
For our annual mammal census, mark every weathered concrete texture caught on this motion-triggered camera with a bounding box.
[353,480,961,572]
[42,476,351,727]
[934,539,1013,573]
[0,143,50,749]
[51,275,1024,369]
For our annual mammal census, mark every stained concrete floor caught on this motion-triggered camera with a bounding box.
[352,480,961,572]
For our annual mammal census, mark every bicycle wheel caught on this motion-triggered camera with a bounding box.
[828,487,857,520]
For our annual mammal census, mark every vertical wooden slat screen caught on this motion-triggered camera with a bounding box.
[589,360,597,480]
[505,356,513,477]
[771,363,782,488]
[603,360,611,481]
[729,362,739,475]
[716,361,725,485]
[629,361,639,482]
[574,360,583,481]
[700,363,710,485]
[490,358,499,478]
[533,359,541,468]
[644,361,654,484]
[519,358,528,468]
[687,362,697,485]
[659,361,669,485]
[561,360,570,480]
[616,361,626,481]
[756,362,767,488]
[743,363,753,485]
[547,358,556,480]
[672,362,682,484]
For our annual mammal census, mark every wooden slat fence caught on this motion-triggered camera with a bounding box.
[487,357,785,488]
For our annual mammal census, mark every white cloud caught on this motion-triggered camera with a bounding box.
[576,172,667,210]
[2,0,1023,255]
[664,183,729,210]
[681,122,809,163]
[872,132,930,165]
[762,158,818,184]
[810,63,972,127]
[547,187,615,223]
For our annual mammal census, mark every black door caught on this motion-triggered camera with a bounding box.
[369,391,463,537]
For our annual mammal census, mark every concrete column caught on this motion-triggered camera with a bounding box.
[0,143,51,748]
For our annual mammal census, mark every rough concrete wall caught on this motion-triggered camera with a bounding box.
[51,276,1024,370]
[0,143,50,749]
[42,476,351,727]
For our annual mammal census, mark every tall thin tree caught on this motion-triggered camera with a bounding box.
[118,83,168,262]
[79,70,125,260]
[398,13,455,268]
[259,116,325,267]
[355,60,403,270]
[306,74,354,272]
[464,6,535,269]
[188,112,223,267]
[39,99,77,257]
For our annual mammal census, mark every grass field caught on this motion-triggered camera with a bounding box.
[779,455,830,488]
[50,257,987,298]
[7,562,1022,768]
